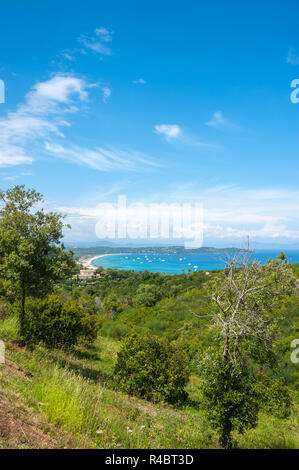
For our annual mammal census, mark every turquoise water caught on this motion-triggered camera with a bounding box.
[92,250,299,275]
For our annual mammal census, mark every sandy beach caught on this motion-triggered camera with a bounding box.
[81,253,133,269]
[81,253,115,269]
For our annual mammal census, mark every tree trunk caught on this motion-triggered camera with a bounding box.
[219,348,232,449]
[219,420,232,449]
[20,285,26,339]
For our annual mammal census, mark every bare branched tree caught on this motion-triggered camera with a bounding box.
[198,242,296,448]
[208,243,296,363]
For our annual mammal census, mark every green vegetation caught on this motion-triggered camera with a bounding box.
[23,295,99,349]
[196,252,295,448]
[0,186,298,449]
[114,332,190,404]
[0,185,77,338]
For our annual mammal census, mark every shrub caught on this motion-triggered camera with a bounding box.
[254,374,292,419]
[79,314,100,344]
[101,321,131,339]
[133,284,162,307]
[24,294,98,349]
[114,332,190,403]
[198,352,259,448]
[103,294,124,316]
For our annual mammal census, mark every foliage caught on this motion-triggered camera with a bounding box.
[254,374,292,419]
[1,309,298,449]
[114,332,190,404]
[23,294,99,349]
[133,283,163,307]
[0,185,77,338]
[198,250,297,448]
[198,352,259,449]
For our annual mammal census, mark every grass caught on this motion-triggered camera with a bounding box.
[0,315,298,449]
[0,315,19,340]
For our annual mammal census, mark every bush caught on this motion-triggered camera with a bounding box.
[101,321,131,339]
[254,374,292,419]
[24,294,99,349]
[114,332,190,403]
[133,284,162,307]
[198,352,259,448]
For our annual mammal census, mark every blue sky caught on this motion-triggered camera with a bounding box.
[0,0,299,247]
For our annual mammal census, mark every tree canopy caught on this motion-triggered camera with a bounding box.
[0,185,77,337]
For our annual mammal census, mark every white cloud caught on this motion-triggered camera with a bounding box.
[0,74,156,172]
[44,142,161,171]
[140,183,299,245]
[205,110,239,130]
[154,124,213,148]
[23,75,89,115]
[101,86,111,103]
[0,144,33,167]
[94,27,114,42]
[0,74,104,168]
[132,78,146,84]
[78,27,114,57]
[154,124,181,141]
[55,186,299,244]
[61,52,76,62]
[287,48,299,65]
[203,222,299,241]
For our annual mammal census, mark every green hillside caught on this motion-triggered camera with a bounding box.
[0,264,298,449]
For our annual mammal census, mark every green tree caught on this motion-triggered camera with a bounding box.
[277,252,287,264]
[0,185,77,339]
[114,332,190,403]
[134,283,162,307]
[24,294,99,348]
[198,249,296,448]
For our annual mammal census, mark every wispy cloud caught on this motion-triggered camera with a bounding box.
[154,123,215,148]
[0,74,127,170]
[154,124,182,141]
[132,78,146,84]
[202,222,299,241]
[78,27,114,57]
[61,51,76,62]
[102,86,112,103]
[0,170,33,181]
[44,142,161,171]
[0,74,94,167]
[205,110,239,130]
[54,185,299,244]
[287,48,299,65]
[95,27,114,42]
[23,75,89,114]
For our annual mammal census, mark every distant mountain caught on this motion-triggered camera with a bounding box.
[66,240,117,249]
[72,245,246,257]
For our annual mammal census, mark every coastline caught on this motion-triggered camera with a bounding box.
[81,253,123,269]
[77,250,299,274]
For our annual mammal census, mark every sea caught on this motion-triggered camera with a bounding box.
[92,250,299,275]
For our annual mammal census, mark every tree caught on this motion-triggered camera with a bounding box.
[277,251,287,264]
[24,294,99,349]
[0,185,77,339]
[133,283,162,307]
[114,332,190,403]
[197,248,296,448]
